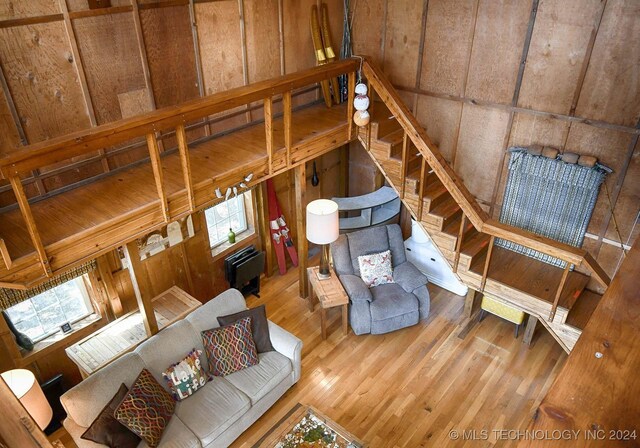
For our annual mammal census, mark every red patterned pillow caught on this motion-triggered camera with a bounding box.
[114,369,176,448]
[201,316,259,376]
[357,249,394,287]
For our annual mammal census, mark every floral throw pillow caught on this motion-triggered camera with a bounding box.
[114,368,176,448]
[201,316,259,376]
[163,348,208,401]
[358,249,394,287]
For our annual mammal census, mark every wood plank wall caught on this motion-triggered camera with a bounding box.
[352,0,640,284]
[0,0,345,207]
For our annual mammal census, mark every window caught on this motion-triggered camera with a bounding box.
[5,276,94,342]
[204,193,249,248]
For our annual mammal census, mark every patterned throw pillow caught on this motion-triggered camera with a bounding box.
[115,368,176,448]
[163,348,208,401]
[201,316,259,376]
[358,249,394,287]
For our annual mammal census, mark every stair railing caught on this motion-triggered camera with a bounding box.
[361,58,610,318]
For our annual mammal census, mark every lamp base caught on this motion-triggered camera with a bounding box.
[317,244,332,280]
[316,271,331,280]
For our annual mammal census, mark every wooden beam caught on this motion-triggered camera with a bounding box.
[294,164,308,298]
[480,236,495,292]
[69,5,133,19]
[264,97,274,173]
[549,263,571,322]
[176,125,195,211]
[256,183,274,277]
[0,239,12,270]
[8,176,51,277]
[0,377,53,448]
[145,133,169,222]
[582,252,611,289]
[0,14,63,29]
[123,241,158,336]
[283,91,292,166]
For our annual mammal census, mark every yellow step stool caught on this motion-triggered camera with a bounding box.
[479,293,525,338]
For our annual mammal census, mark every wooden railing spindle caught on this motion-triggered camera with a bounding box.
[400,132,409,199]
[417,157,427,220]
[145,133,169,222]
[283,91,292,166]
[480,235,496,292]
[8,175,51,277]
[347,71,356,139]
[549,263,571,321]
[176,124,195,212]
[264,97,274,174]
[453,214,467,273]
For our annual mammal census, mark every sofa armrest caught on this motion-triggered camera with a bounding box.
[63,418,104,448]
[394,261,428,293]
[339,275,373,302]
[268,320,303,383]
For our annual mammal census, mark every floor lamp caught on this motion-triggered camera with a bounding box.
[306,199,339,279]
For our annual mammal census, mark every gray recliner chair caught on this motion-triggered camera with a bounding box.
[330,224,430,335]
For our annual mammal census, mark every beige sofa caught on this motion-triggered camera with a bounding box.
[60,289,303,448]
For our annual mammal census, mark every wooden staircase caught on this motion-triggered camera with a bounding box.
[357,60,610,353]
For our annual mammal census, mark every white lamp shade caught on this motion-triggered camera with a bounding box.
[306,199,339,245]
[1,369,53,430]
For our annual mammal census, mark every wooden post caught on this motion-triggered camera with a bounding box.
[294,164,308,298]
[417,157,427,220]
[400,132,409,198]
[264,97,274,173]
[464,288,478,319]
[523,314,538,347]
[0,377,53,448]
[347,71,356,139]
[480,236,495,292]
[176,124,195,211]
[549,263,571,321]
[453,214,467,273]
[9,176,52,277]
[256,182,274,276]
[123,241,158,336]
[146,133,169,222]
[283,91,292,166]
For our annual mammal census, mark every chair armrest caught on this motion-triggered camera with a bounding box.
[394,261,428,293]
[268,320,303,383]
[339,275,373,302]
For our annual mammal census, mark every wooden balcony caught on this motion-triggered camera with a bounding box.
[0,59,359,288]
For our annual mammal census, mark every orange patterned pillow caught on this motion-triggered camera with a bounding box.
[115,369,176,448]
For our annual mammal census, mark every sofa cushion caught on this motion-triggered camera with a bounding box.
[202,317,259,376]
[175,377,250,446]
[369,283,419,321]
[135,320,203,390]
[61,352,146,428]
[163,348,208,401]
[217,304,275,353]
[115,369,176,448]
[80,383,140,448]
[185,289,247,334]
[225,351,292,404]
[358,250,394,287]
[347,225,390,276]
[138,416,200,448]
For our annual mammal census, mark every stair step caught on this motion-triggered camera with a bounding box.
[422,180,450,213]
[405,168,435,196]
[442,213,477,240]
[370,117,401,141]
[469,246,591,308]
[565,290,602,330]
[458,232,491,269]
[421,195,461,229]
[380,129,405,159]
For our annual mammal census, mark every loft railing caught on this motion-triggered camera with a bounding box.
[360,58,610,320]
[0,59,360,286]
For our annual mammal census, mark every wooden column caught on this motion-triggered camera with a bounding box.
[283,91,292,166]
[9,176,51,277]
[464,288,478,318]
[256,183,274,276]
[176,125,195,211]
[146,133,169,222]
[0,377,53,448]
[264,97,274,173]
[347,71,356,139]
[294,164,308,298]
[123,241,158,336]
[523,314,538,347]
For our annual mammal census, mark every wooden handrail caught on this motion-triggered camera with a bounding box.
[361,58,611,290]
[0,58,359,178]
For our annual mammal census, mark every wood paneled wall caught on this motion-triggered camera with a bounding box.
[352,0,640,280]
[0,0,346,207]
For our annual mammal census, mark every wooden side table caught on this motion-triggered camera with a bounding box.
[307,267,349,339]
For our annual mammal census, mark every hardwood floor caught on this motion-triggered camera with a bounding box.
[232,266,567,448]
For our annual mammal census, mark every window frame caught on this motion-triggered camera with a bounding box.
[204,193,250,249]
[5,275,95,343]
